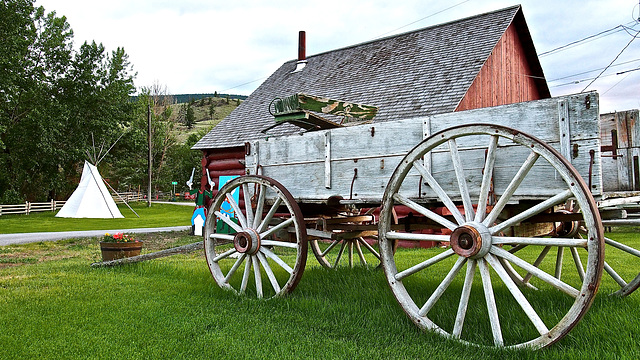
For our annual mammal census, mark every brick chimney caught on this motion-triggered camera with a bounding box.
[292,31,307,73]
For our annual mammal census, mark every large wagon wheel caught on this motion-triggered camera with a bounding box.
[204,175,307,299]
[378,124,604,349]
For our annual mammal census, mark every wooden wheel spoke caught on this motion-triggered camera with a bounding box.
[252,255,263,298]
[257,252,281,294]
[260,246,293,274]
[605,237,640,258]
[260,217,295,239]
[252,184,267,229]
[226,193,248,229]
[555,247,564,280]
[212,248,238,262]
[214,211,243,233]
[348,241,354,268]
[478,258,503,346]
[209,232,235,242]
[490,246,580,298]
[257,197,282,233]
[483,152,540,226]
[522,246,552,284]
[355,240,367,265]
[453,259,476,338]
[386,231,451,243]
[240,257,251,293]
[412,161,465,225]
[358,238,380,260]
[261,239,298,249]
[485,254,549,336]
[570,246,585,282]
[418,256,466,316]
[395,249,456,281]
[475,135,499,223]
[448,138,475,222]
[224,254,247,283]
[604,261,628,287]
[492,236,586,247]
[242,183,254,229]
[321,240,341,257]
[490,189,573,234]
[334,241,347,268]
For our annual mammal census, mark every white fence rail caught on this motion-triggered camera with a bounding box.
[112,192,145,204]
[0,200,66,216]
[0,192,147,216]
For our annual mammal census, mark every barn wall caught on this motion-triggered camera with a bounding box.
[456,23,543,111]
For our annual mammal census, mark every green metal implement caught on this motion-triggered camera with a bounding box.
[264,93,378,133]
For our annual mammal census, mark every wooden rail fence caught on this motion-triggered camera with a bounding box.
[0,192,147,216]
[0,200,66,216]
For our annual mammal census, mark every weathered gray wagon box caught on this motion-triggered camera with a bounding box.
[245,91,602,204]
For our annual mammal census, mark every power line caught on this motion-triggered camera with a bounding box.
[547,58,640,82]
[373,0,471,40]
[581,28,640,92]
[539,21,639,57]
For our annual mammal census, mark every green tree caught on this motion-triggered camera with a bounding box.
[184,105,196,129]
[0,0,136,201]
[208,103,216,119]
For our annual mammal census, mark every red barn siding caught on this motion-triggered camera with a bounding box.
[200,146,246,208]
[456,23,542,111]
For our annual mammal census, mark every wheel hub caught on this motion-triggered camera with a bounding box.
[450,223,491,259]
[233,229,261,255]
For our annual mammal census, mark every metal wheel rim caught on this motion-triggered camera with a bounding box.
[204,175,307,299]
[378,124,604,349]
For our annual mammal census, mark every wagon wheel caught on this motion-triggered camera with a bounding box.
[204,175,307,299]
[378,124,604,349]
[311,236,382,269]
[310,211,381,269]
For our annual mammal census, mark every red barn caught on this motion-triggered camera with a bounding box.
[192,5,549,205]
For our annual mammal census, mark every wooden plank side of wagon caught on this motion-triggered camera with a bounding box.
[245,91,602,204]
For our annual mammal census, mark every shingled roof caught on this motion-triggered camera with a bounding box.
[193,5,545,150]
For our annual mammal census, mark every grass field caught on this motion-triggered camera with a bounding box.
[0,203,194,234]
[1,228,640,359]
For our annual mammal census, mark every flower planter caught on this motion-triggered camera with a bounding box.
[100,241,143,261]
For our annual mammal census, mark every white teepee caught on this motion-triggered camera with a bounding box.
[56,161,124,218]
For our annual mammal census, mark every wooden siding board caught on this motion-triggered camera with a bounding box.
[457,22,543,112]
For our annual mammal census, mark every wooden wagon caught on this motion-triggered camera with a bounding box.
[203,91,640,349]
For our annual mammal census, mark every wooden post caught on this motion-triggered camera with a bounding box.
[147,104,152,207]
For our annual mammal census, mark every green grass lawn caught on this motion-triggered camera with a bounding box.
[1,230,640,359]
[0,203,194,234]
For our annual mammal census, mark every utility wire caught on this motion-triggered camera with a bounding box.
[373,0,471,39]
[581,28,640,92]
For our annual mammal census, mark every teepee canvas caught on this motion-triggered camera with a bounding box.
[56,161,124,218]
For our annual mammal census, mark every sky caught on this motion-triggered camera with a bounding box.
[35,0,640,113]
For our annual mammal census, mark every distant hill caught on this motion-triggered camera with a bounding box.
[172,93,248,104]
[169,95,243,144]
[130,93,248,104]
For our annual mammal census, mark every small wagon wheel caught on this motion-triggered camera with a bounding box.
[378,124,604,349]
[204,175,307,299]
[310,210,381,269]
[311,236,381,269]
